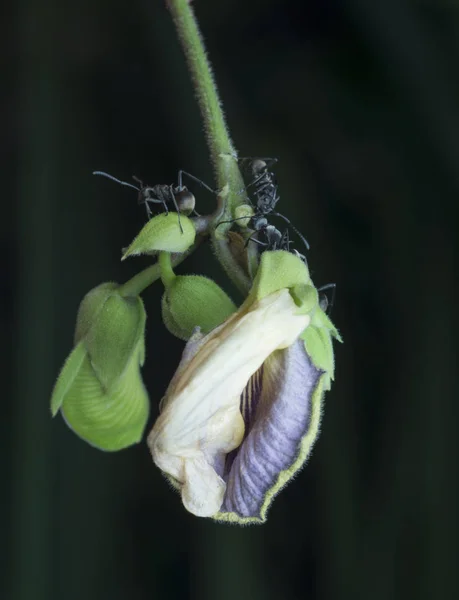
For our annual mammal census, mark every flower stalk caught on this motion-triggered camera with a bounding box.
[166,0,251,293]
[118,238,201,298]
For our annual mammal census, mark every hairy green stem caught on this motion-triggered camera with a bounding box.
[167,0,251,294]
[118,263,162,297]
[158,251,176,287]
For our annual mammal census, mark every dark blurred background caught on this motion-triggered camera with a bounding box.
[3,0,459,598]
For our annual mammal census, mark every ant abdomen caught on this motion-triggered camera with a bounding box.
[175,189,195,215]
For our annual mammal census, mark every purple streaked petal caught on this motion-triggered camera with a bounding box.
[217,339,323,522]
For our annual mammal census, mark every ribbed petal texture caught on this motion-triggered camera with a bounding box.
[219,340,322,521]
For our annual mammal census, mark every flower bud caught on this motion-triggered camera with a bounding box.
[162,275,237,340]
[122,212,196,260]
[50,283,149,451]
[233,203,254,228]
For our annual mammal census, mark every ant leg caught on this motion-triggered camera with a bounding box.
[280,229,292,250]
[216,215,255,230]
[178,171,216,194]
[145,200,165,220]
[142,196,166,220]
[244,232,268,249]
[245,173,264,189]
[271,211,310,251]
[143,201,153,220]
[169,184,184,233]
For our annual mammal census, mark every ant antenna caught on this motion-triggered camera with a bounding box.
[271,212,310,251]
[215,215,254,229]
[178,171,216,194]
[93,171,140,192]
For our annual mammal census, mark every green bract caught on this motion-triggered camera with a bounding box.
[162,275,237,340]
[122,212,196,259]
[50,283,149,451]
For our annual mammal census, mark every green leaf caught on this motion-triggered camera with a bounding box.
[122,213,196,259]
[50,341,87,416]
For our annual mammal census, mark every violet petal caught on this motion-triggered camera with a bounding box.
[216,340,324,523]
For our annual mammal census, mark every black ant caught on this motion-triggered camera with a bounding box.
[221,157,310,253]
[93,170,214,232]
[240,157,280,215]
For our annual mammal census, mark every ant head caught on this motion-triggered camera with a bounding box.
[253,216,268,230]
[251,158,267,175]
[175,188,195,215]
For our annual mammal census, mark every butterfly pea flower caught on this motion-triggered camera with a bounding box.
[50,282,149,451]
[148,250,340,523]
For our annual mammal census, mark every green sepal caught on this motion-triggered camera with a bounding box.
[301,308,342,390]
[315,308,343,343]
[162,275,237,340]
[50,341,87,416]
[60,340,149,451]
[84,294,146,391]
[250,250,311,302]
[122,213,196,259]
